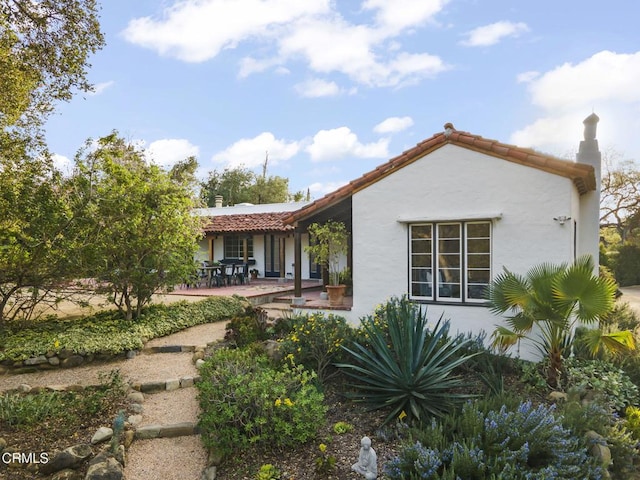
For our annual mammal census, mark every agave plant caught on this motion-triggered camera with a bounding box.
[488,255,634,387]
[336,296,478,425]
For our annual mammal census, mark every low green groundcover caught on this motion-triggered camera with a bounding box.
[0,296,247,362]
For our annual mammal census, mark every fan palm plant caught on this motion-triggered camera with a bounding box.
[337,296,478,425]
[488,255,634,387]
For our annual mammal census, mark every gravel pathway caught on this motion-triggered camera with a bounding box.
[1,321,228,479]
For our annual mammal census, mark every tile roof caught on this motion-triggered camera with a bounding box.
[284,125,596,224]
[203,212,294,233]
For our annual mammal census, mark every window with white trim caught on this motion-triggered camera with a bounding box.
[409,221,491,303]
[223,235,254,259]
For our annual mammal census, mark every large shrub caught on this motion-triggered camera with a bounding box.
[278,312,353,384]
[337,296,477,425]
[564,358,639,412]
[612,244,640,286]
[197,347,326,457]
[385,401,603,479]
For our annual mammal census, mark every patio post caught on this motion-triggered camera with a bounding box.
[292,225,305,305]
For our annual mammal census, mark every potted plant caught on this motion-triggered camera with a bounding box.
[305,220,349,306]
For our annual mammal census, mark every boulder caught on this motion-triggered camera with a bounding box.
[61,355,84,368]
[51,469,83,480]
[85,456,124,480]
[40,443,93,475]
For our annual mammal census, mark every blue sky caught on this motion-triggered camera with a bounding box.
[46,0,640,198]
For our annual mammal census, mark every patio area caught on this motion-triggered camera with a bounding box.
[171,278,323,304]
[169,278,353,312]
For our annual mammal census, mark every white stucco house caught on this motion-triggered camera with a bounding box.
[283,114,603,342]
[194,200,317,280]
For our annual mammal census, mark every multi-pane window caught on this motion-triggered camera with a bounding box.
[223,235,254,259]
[410,221,491,303]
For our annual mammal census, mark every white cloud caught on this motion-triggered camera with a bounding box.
[528,51,640,111]
[146,139,200,168]
[52,154,73,175]
[307,180,349,196]
[517,71,539,83]
[374,116,414,134]
[295,78,341,97]
[363,0,449,33]
[123,0,449,88]
[279,16,449,87]
[122,0,330,63]
[212,132,300,169]
[306,127,389,162]
[87,81,115,96]
[461,21,529,47]
[512,50,640,159]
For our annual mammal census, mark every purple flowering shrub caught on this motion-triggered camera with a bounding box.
[384,401,604,479]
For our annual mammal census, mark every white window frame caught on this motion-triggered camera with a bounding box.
[409,221,491,304]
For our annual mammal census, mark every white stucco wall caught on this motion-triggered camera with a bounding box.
[342,144,582,356]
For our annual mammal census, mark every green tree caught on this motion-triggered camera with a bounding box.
[488,256,634,387]
[200,166,299,206]
[0,142,84,325]
[73,132,204,320]
[0,0,104,131]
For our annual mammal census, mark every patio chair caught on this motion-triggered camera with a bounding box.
[234,263,250,285]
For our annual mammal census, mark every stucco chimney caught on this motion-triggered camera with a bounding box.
[575,113,601,271]
[215,195,223,208]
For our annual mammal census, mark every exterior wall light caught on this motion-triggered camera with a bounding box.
[553,215,571,225]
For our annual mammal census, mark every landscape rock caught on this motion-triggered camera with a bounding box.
[180,376,194,388]
[160,422,198,437]
[585,430,612,466]
[166,378,180,391]
[0,437,6,451]
[127,391,144,403]
[51,468,83,480]
[129,403,144,414]
[140,381,166,393]
[201,466,216,480]
[24,355,48,366]
[91,427,113,445]
[48,356,61,366]
[547,391,568,402]
[85,456,124,480]
[192,350,205,362]
[122,430,135,449]
[57,348,74,360]
[134,425,162,440]
[61,355,84,368]
[40,443,93,475]
[17,384,32,393]
[126,350,137,359]
[195,359,205,369]
[127,414,143,426]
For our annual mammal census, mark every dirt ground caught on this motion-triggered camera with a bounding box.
[34,291,205,319]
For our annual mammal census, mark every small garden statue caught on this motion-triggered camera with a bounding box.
[351,436,377,479]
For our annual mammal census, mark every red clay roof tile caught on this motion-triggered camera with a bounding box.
[203,212,294,233]
[284,126,595,224]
